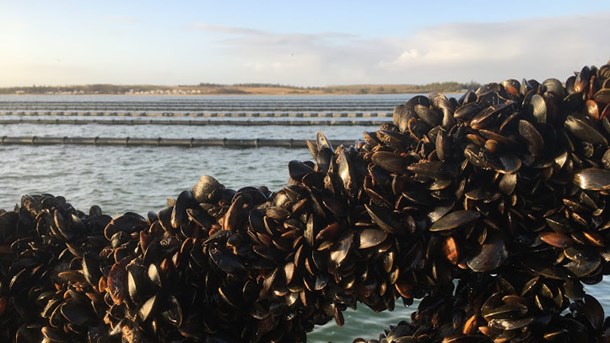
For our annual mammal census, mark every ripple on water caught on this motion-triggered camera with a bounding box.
[0,122,375,141]
[0,145,310,214]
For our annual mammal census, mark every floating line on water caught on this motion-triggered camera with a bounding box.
[0,135,357,148]
[0,100,399,111]
[0,118,389,126]
[0,110,393,118]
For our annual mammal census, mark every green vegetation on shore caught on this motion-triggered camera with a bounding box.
[0,81,480,95]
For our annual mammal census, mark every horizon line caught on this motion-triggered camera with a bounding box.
[0,80,480,88]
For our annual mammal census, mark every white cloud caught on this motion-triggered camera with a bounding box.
[193,12,610,85]
[193,23,381,85]
[377,15,610,82]
[3,12,609,87]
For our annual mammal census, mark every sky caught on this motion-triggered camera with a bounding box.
[1,0,609,87]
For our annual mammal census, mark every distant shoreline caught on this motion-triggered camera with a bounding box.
[0,82,479,96]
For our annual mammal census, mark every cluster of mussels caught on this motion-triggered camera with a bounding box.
[1,63,610,343]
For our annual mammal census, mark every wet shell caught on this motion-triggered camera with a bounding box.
[594,88,610,104]
[371,151,407,174]
[357,229,388,249]
[365,204,402,234]
[429,210,480,232]
[539,232,572,248]
[208,243,245,275]
[107,260,129,305]
[139,295,158,322]
[466,234,508,272]
[192,175,225,203]
[573,168,610,190]
[104,212,147,240]
[518,120,544,159]
[442,236,459,265]
[565,115,608,145]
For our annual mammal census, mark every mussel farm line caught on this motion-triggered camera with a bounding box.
[0,97,399,116]
[0,111,393,118]
[2,63,610,342]
[0,118,389,127]
[0,136,356,149]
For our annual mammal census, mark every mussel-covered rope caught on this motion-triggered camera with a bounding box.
[1,63,610,342]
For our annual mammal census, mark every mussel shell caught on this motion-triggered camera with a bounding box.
[336,147,358,195]
[162,295,183,327]
[208,243,245,275]
[600,149,610,170]
[330,231,354,267]
[104,212,147,241]
[594,88,610,104]
[435,129,451,161]
[407,161,458,180]
[127,263,151,305]
[41,326,65,342]
[482,302,528,321]
[315,140,334,173]
[543,78,565,98]
[573,168,610,190]
[454,102,484,121]
[0,211,19,242]
[518,120,544,159]
[574,66,591,93]
[171,190,196,229]
[580,294,604,330]
[499,173,517,195]
[148,263,163,289]
[357,228,388,249]
[529,94,547,124]
[316,130,333,151]
[51,209,75,241]
[543,329,569,341]
[487,317,534,331]
[501,79,521,97]
[186,207,214,229]
[563,246,601,278]
[459,90,477,104]
[371,151,407,174]
[288,160,314,181]
[564,115,607,145]
[586,99,601,120]
[192,175,225,203]
[392,104,411,132]
[157,206,173,232]
[107,260,129,305]
[60,300,94,326]
[442,236,459,265]
[139,295,158,322]
[476,83,501,97]
[429,210,480,232]
[598,64,610,80]
[58,270,87,284]
[15,325,43,342]
[539,232,572,248]
[414,104,441,127]
[527,260,568,280]
[466,233,508,272]
[365,204,402,234]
